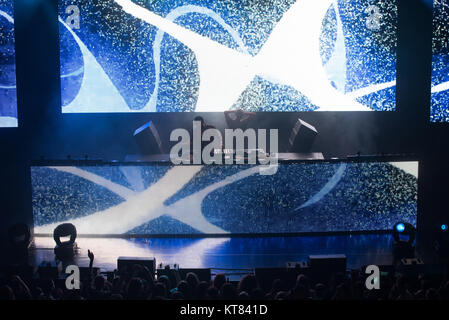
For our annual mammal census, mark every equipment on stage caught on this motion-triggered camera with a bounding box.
[400,258,424,265]
[435,223,449,260]
[392,222,416,262]
[286,261,308,269]
[53,223,77,261]
[125,152,324,162]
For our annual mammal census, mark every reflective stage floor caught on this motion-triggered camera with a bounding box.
[31,234,395,273]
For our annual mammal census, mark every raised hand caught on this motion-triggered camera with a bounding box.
[88,249,94,265]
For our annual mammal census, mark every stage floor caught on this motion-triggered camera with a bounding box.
[31,234,395,274]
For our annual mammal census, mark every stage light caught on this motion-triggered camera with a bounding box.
[53,223,77,261]
[392,222,416,263]
[435,223,449,260]
[392,222,416,243]
[396,223,405,232]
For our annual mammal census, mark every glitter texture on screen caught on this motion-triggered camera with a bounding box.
[431,0,449,122]
[0,0,17,127]
[59,0,397,113]
[31,162,417,235]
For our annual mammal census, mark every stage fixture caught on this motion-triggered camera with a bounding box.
[400,258,424,266]
[286,261,308,269]
[435,223,449,260]
[53,223,77,261]
[133,120,164,155]
[287,118,318,152]
[392,222,416,262]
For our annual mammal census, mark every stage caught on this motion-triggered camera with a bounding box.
[30,233,396,276]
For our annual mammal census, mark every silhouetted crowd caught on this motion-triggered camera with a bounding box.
[1,251,448,300]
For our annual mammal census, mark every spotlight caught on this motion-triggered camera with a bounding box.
[435,223,449,260]
[53,223,77,261]
[396,223,405,233]
[392,222,416,263]
[392,222,415,243]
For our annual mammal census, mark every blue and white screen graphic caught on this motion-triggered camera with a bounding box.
[0,0,17,127]
[59,0,397,113]
[431,0,449,122]
[32,161,417,235]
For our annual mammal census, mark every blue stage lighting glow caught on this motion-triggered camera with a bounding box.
[396,223,405,232]
[441,224,448,231]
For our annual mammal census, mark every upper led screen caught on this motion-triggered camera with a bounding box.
[59,0,397,113]
[431,0,449,122]
[0,0,17,127]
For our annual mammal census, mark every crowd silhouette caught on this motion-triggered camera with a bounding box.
[1,250,448,300]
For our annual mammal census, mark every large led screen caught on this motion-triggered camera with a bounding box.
[431,0,449,122]
[59,0,397,113]
[0,0,17,127]
[32,161,417,235]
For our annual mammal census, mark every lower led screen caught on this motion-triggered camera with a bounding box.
[0,0,17,127]
[431,0,449,122]
[32,161,417,235]
[59,0,397,113]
